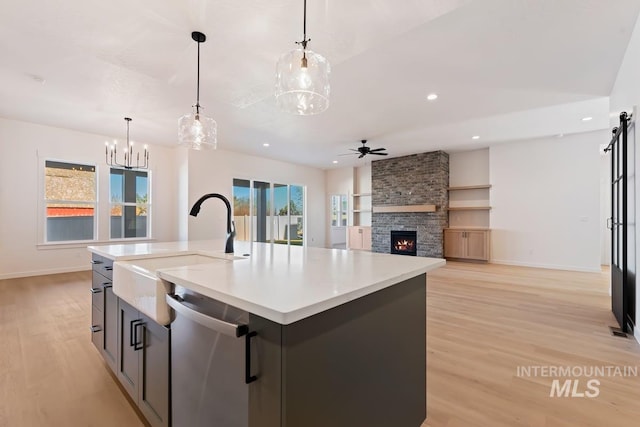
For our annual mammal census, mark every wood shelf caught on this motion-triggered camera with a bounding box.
[445,226,490,231]
[352,193,372,197]
[352,209,372,213]
[447,185,491,190]
[447,206,491,211]
[373,204,436,213]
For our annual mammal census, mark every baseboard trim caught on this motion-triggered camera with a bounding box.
[0,265,90,280]
[490,259,601,273]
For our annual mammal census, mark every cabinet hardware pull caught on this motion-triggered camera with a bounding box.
[245,331,258,384]
[102,282,112,289]
[104,266,113,271]
[90,325,102,333]
[130,319,144,347]
[134,323,146,351]
[90,287,102,294]
[91,260,103,265]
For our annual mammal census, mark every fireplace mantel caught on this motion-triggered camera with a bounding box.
[372,204,436,213]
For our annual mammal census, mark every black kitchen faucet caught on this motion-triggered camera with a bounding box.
[190,193,235,253]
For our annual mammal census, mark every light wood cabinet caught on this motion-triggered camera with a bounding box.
[443,229,490,261]
[348,226,371,250]
[445,184,491,262]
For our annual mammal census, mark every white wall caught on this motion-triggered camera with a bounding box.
[610,12,640,342]
[449,148,490,186]
[186,148,326,248]
[599,153,611,265]
[0,118,180,279]
[489,132,604,272]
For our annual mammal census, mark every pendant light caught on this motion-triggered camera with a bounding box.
[105,117,149,170]
[275,0,330,115]
[178,31,217,150]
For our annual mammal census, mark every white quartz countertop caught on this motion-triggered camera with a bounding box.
[88,240,445,325]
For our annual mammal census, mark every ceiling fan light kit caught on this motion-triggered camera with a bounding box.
[178,31,217,150]
[275,0,331,115]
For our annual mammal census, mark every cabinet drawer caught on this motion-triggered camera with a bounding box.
[91,306,104,351]
[91,271,112,310]
[91,254,114,280]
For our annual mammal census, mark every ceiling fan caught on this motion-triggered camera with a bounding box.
[344,140,388,159]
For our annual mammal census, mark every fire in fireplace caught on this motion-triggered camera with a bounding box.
[390,230,417,256]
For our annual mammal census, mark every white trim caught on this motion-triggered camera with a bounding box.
[635,328,640,345]
[37,238,157,250]
[0,265,90,281]
[490,259,602,273]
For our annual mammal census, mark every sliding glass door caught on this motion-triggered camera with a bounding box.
[232,179,305,246]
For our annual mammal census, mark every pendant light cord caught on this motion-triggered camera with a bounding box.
[303,0,307,44]
[297,0,310,50]
[196,40,201,115]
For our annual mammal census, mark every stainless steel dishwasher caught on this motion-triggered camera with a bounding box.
[166,285,256,427]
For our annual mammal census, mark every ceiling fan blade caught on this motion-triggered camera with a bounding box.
[349,148,360,152]
[369,148,387,152]
[358,153,365,158]
[370,152,388,156]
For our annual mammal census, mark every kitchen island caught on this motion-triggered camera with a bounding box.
[88,240,444,427]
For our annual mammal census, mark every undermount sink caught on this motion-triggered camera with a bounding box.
[113,254,234,325]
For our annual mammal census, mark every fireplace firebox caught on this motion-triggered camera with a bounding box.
[390,230,417,256]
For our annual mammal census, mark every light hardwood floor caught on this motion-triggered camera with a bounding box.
[0,272,145,427]
[424,262,640,427]
[1,263,639,427]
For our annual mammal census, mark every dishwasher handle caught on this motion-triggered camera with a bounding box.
[166,294,249,338]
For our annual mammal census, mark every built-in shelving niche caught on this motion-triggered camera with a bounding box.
[447,185,491,228]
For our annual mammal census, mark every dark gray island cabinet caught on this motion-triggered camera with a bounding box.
[90,254,117,372]
[89,241,444,427]
[90,253,170,427]
[167,274,427,427]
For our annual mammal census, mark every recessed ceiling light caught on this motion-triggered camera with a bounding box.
[557,133,564,138]
[332,160,338,164]
[263,143,270,147]
[471,135,480,140]
[426,93,438,101]
[582,116,593,122]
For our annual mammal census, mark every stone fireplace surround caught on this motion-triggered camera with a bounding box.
[371,151,449,258]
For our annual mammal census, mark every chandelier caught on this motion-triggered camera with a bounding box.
[105,117,149,170]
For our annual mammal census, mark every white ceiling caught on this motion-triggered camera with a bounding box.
[1,0,638,169]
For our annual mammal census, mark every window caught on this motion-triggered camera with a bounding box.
[232,179,305,246]
[110,168,150,239]
[44,160,96,242]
